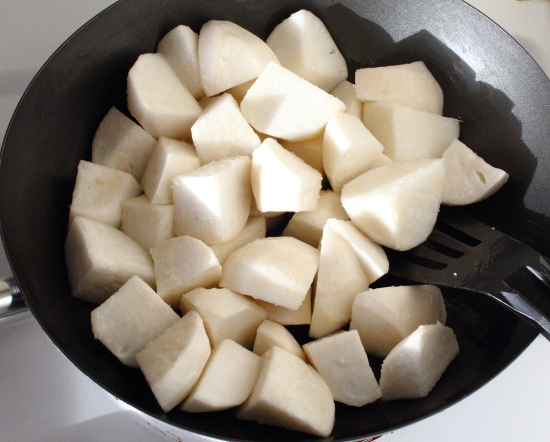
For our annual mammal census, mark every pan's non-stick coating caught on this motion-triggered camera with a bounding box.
[1,0,549,440]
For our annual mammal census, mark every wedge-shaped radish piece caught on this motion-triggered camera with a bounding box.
[241,62,346,142]
[303,330,381,407]
[120,195,174,252]
[181,339,261,412]
[309,223,369,338]
[253,319,306,361]
[92,107,157,181]
[136,311,211,412]
[141,137,201,205]
[380,323,459,401]
[369,152,393,170]
[362,102,459,161]
[350,285,447,359]
[127,53,202,139]
[69,160,141,228]
[280,134,324,175]
[282,190,348,248]
[173,156,252,244]
[266,10,347,92]
[209,216,266,265]
[442,139,509,205]
[157,25,204,99]
[330,80,361,118]
[323,112,384,192]
[91,276,179,367]
[255,289,312,325]
[236,346,335,437]
[151,236,222,308]
[198,20,279,97]
[180,287,266,349]
[356,61,444,115]
[220,236,319,310]
[249,194,285,219]
[251,138,322,212]
[341,159,445,251]
[65,216,155,304]
[191,93,261,164]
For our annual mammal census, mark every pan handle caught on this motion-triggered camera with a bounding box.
[0,276,29,321]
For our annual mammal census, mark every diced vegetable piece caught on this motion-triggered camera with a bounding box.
[280,134,324,175]
[255,289,312,326]
[330,80,361,118]
[369,152,393,169]
[228,79,255,103]
[253,319,306,361]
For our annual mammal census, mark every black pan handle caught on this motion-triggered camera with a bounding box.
[0,276,29,323]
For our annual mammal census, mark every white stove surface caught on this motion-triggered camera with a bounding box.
[1,1,549,441]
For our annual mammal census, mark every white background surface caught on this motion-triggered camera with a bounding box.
[1,0,549,441]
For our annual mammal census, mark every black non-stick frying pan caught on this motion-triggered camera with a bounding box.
[1,0,549,440]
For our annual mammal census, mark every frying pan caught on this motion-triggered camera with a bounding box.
[1,0,549,440]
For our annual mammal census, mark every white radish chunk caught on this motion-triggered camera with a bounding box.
[236,346,335,438]
[220,236,319,311]
[228,79,255,104]
[442,139,509,205]
[356,61,444,115]
[151,236,222,308]
[136,311,211,412]
[91,107,156,181]
[198,20,279,97]
[157,25,204,99]
[191,93,261,163]
[127,53,202,139]
[362,102,459,162]
[91,275,179,367]
[69,160,141,228]
[280,135,324,175]
[380,323,459,401]
[181,339,261,412]
[180,287,266,349]
[251,138,322,212]
[303,330,381,407]
[255,289,312,326]
[369,152,393,169]
[341,159,445,251]
[266,9,347,92]
[65,216,155,304]
[253,319,306,361]
[240,62,346,142]
[173,156,252,244]
[330,80,362,118]
[323,112,384,192]
[350,285,447,359]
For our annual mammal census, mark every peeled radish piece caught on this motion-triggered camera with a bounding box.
[369,152,393,170]
[280,135,324,175]
[255,289,312,326]
[341,159,445,251]
[253,319,306,361]
[330,80,362,118]
[228,79,255,104]
[442,139,509,205]
[380,322,459,401]
[266,9,347,92]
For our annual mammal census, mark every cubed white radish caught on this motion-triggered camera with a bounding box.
[330,80,362,118]
[442,139,509,205]
[240,62,346,142]
[150,236,222,308]
[172,156,252,244]
[127,53,202,139]
[141,137,201,205]
[280,134,324,175]
[157,25,204,99]
[253,319,306,361]
[249,196,285,219]
[220,236,319,310]
[180,287,267,349]
[266,10,347,92]
[380,322,459,401]
[191,93,261,163]
[91,275,179,367]
[255,289,312,326]
[209,216,266,265]
[69,160,141,228]
[362,102,459,161]
[303,330,381,407]
[91,107,157,181]
[341,159,445,251]
[198,20,279,97]
[309,223,369,338]
[350,285,447,359]
[356,61,444,115]
[136,311,211,412]
[282,190,348,248]
[65,216,155,304]
[237,346,335,437]
[323,112,384,192]
[120,195,174,252]
[369,152,393,169]
[251,138,322,212]
[228,79,255,103]
[180,339,261,412]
